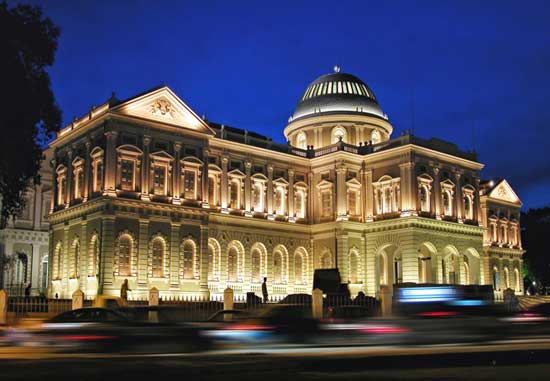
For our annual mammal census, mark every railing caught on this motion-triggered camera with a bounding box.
[7,297,73,317]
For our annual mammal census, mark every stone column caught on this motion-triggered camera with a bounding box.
[103,130,118,197]
[312,288,323,319]
[172,142,182,205]
[199,225,209,296]
[454,171,463,222]
[51,157,58,209]
[473,176,481,225]
[433,166,441,219]
[83,139,92,201]
[169,222,180,289]
[137,219,149,289]
[99,215,115,293]
[288,169,295,222]
[336,163,347,220]
[399,162,415,215]
[221,155,229,213]
[80,220,88,294]
[65,149,74,206]
[62,225,70,296]
[365,168,373,221]
[202,148,209,207]
[307,172,314,223]
[336,233,348,281]
[267,164,274,219]
[141,135,151,201]
[244,160,252,217]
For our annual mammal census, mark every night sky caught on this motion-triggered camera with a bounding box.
[27,0,550,209]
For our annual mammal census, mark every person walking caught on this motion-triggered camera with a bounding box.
[120,279,131,302]
[24,283,31,301]
[262,277,269,303]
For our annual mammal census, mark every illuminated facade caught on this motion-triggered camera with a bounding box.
[47,68,523,300]
[0,148,53,295]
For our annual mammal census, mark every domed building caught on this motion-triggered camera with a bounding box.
[44,68,524,303]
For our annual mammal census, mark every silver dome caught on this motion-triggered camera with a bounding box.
[291,71,385,121]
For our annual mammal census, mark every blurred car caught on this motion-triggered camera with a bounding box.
[18,307,210,353]
[203,304,318,344]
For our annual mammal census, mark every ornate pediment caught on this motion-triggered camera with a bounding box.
[110,87,214,135]
[489,180,521,205]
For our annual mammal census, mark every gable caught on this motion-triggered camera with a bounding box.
[488,180,521,205]
[110,86,215,135]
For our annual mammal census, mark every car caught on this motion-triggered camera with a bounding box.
[25,307,210,353]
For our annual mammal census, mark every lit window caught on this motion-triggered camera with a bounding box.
[153,166,166,195]
[229,179,240,209]
[182,241,194,279]
[296,132,307,149]
[184,170,196,199]
[321,191,332,218]
[275,186,285,215]
[94,161,103,192]
[152,239,164,278]
[420,185,430,212]
[273,251,283,284]
[349,251,359,283]
[294,252,304,284]
[371,130,381,144]
[208,245,215,280]
[252,182,263,211]
[347,189,358,216]
[121,160,135,191]
[443,190,452,216]
[295,190,305,219]
[332,127,347,143]
[338,82,342,93]
[227,247,238,282]
[89,236,99,277]
[251,249,261,283]
[118,236,132,276]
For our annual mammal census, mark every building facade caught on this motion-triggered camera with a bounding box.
[46,69,524,300]
[0,148,53,296]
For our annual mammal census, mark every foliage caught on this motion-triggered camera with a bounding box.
[0,1,61,228]
[521,207,550,287]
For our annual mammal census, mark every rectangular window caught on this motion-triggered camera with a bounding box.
[321,191,332,218]
[230,180,240,209]
[184,170,196,199]
[121,160,134,191]
[348,191,357,216]
[153,165,166,195]
[94,161,103,192]
[208,176,216,205]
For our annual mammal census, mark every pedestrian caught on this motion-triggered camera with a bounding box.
[24,283,31,300]
[262,277,268,303]
[120,279,131,302]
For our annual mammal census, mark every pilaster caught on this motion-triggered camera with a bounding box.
[172,142,182,205]
[244,160,252,217]
[336,163,347,220]
[80,220,88,294]
[201,148,210,208]
[221,155,229,213]
[170,222,180,288]
[433,166,441,219]
[288,169,295,222]
[365,168,374,221]
[454,170,463,222]
[65,149,73,206]
[141,135,151,201]
[83,139,92,201]
[99,215,115,292]
[199,225,210,294]
[267,165,274,220]
[137,219,149,288]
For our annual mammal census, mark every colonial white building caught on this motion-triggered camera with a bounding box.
[46,68,524,300]
[0,148,53,295]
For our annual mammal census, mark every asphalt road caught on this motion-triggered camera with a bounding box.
[2,339,550,380]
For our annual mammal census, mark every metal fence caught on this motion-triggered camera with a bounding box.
[7,297,73,317]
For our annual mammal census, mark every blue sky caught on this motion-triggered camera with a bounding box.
[28,0,550,209]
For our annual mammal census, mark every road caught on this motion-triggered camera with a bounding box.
[2,338,550,380]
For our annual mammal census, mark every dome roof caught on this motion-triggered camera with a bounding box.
[290,67,385,122]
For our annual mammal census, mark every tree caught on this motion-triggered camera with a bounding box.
[521,207,550,291]
[0,1,61,228]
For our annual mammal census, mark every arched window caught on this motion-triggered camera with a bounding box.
[514,268,521,291]
[349,250,359,284]
[420,185,430,212]
[70,240,80,278]
[273,251,283,284]
[295,190,305,219]
[117,235,133,276]
[182,240,195,279]
[252,182,263,212]
[208,239,221,281]
[492,267,499,290]
[89,235,100,277]
[463,257,470,285]
[53,243,62,280]
[151,238,165,278]
[320,250,332,269]
[332,126,347,143]
[371,130,381,144]
[208,244,215,281]
[443,190,452,216]
[229,179,240,209]
[251,249,261,283]
[294,251,306,284]
[504,267,510,289]
[463,196,473,220]
[296,132,307,149]
[227,247,238,282]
